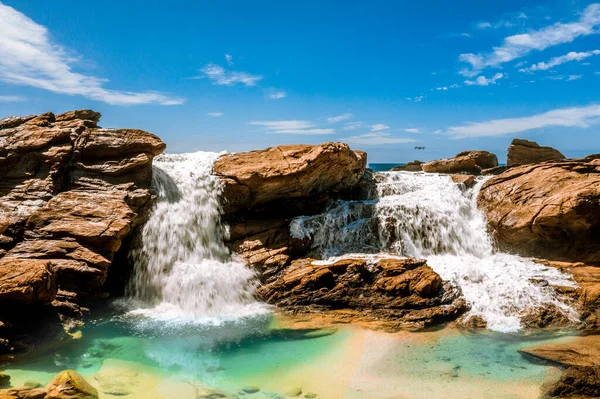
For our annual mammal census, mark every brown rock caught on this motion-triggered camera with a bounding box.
[450,174,476,188]
[519,336,600,368]
[45,370,98,399]
[547,366,600,398]
[258,256,465,330]
[0,386,46,399]
[391,160,423,172]
[507,138,565,166]
[422,150,498,174]
[213,142,367,216]
[0,259,57,304]
[478,158,600,262]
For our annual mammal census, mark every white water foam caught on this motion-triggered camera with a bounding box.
[127,151,269,323]
[291,171,577,332]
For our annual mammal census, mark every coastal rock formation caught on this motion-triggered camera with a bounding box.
[0,110,164,354]
[213,142,367,216]
[390,160,423,172]
[478,156,600,263]
[507,138,565,166]
[214,143,368,272]
[422,150,498,174]
[258,256,466,330]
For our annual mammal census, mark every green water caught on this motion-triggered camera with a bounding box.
[2,309,573,399]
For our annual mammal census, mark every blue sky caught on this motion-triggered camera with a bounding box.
[1,0,600,162]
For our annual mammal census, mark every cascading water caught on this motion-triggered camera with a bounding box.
[291,171,577,332]
[127,151,268,322]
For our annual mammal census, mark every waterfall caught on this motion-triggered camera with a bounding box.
[291,171,577,332]
[127,152,268,323]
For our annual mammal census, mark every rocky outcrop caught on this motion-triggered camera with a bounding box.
[390,160,422,172]
[478,156,600,263]
[213,142,367,217]
[507,138,565,166]
[258,256,466,330]
[422,150,498,175]
[519,336,600,398]
[0,110,164,354]
[214,143,368,273]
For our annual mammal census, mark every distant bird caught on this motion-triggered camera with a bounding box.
[414,146,426,150]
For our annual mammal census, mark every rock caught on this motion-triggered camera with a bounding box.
[213,142,367,217]
[391,160,423,172]
[0,259,57,304]
[450,174,476,188]
[422,150,498,174]
[507,138,565,166]
[547,366,600,398]
[242,386,260,394]
[45,370,98,399]
[258,256,465,330]
[481,165,509,175]
[285,387,303,397]
[0,373,9,388]
[0,386,46,399]
[478,157,600,263]
[519,336,600,368]
[93,359,140,396]
[0,110,164,354]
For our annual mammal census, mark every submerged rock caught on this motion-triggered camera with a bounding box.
[506,138,565,166]
[0,372,9,388]
[258,256,466,330]
[422,150,498,175]
[478,157,600,263]
[45,370,98,399]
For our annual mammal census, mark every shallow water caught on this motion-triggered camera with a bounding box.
[3,310,572,399]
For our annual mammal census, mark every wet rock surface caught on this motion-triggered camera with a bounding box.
[258,256,466,330]
[0,110,165,355]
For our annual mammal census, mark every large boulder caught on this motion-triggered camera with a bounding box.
[258,256,465,330]
[422,150,498,174]
[213,142,367,216]
[0,110,164,354]
[45,370,98,399]
[507,138,565,166]
[478,156,600,263]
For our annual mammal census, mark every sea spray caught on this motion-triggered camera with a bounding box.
[127,152,268,322]
[291,171,577,332]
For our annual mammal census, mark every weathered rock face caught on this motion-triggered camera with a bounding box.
[214,143,368,273]
[478,157,600,263]
[422,150,498,174]
[0,110,164,354]
[390,160,423,172]
[213,142,367,216]
[0,370,98,399]
[507,138,565,166]
[258,256,466,330]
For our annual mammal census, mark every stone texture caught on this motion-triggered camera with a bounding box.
[0,259,57,304]
[478,157,600,263]
[45,370,98,399]
[507,138,565,166]
[258,256,466,330]
[450,174,476,188]
[390,160,423,172]
[422,150,498,174]
[213,142,367,216]
[0,110,164,354]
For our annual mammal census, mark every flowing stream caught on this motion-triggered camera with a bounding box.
[291,172,577,332]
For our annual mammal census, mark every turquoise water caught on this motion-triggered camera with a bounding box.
[2,305,573,399]
[368,163,404,172]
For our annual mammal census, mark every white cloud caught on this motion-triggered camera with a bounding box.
[460,4,600,76]
[371,124,390,131]
[200,63,263,86]
[266,90,287,99]
[249,120,333,135]
[406,95,424,102]
[327,113,353,123]
[343,121,363,130]
[519,50,600,72]
[567,74,583,81]
[207,112,223,117]
[0,95,27,102]
[447,103,600,138]
[464,72,504,86]
[404,128,420,133]
[341,132,417,145]
[0,3,184,105]
[225,53,233,66]
[477,22,492,29]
